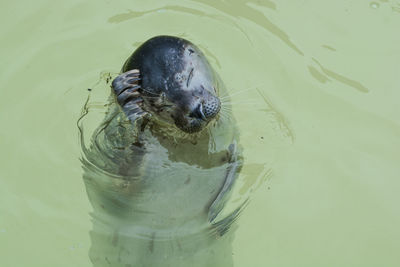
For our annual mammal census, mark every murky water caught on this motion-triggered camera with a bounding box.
[1,0,400,266]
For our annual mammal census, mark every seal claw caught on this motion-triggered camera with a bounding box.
[112,69,140,95]
[111,69,148,127]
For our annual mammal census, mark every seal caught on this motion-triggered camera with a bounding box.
[112,35,221,134]
[80,36,243,267]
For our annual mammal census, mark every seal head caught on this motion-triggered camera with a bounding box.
[112,36,221,133]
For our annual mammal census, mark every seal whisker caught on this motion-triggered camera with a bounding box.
[220,105,232,111]
[221,99,259,107]
[217,114,232,125]
[218,92,230,99]
[220,103,232,108]
[222,102,258,106]
[219,84,266,100]
[218,110,233,122]
[220,100,233,106]
[220,105,233,116]
[220,98,233,105]
[220,108,232,114]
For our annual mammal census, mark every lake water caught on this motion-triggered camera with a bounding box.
[1,0,400,266]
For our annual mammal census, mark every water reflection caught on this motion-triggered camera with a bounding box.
[78,74,245,266]
[107,0,303,56]
[311,58,370,93]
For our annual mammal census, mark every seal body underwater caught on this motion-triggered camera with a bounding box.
[81,36,243,267]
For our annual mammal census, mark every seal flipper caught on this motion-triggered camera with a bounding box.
[112,69,141,95]
[111,69,149,125]
[208,142,242,225]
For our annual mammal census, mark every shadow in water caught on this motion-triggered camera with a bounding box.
[78,79,245,266]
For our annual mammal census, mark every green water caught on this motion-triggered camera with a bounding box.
[1,0,400,266]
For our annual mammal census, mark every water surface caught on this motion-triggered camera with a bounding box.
[1,0,400,266]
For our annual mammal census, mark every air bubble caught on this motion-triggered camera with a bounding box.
[370,2,380,9]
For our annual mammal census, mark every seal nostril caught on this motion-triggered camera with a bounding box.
[189,103,206,120]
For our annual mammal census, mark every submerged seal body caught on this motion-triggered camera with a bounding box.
[81,36,242,266]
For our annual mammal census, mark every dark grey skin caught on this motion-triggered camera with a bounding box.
[81,36,242,266]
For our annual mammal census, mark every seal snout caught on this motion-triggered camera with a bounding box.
[189,96,220,122]
[174,95,220,133]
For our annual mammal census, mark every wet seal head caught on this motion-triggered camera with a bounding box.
[111,36,221,134]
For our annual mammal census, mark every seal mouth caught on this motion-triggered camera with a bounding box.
[179,118,205,133]
[140,90,221,134]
